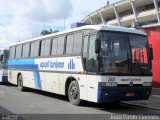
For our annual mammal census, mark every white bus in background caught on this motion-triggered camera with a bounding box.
[8,25,153,105]
[0,49,9,83]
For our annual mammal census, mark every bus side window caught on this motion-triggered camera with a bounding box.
[44,39,51,56]
[87,34,97,73]
[15,45,22,58]
[83,35,89,71]
[34,41,40,57]
[41,38,51,57]
[25,43,30,58]
[51,38,58,55]
[29,41,40,57]
[73,33,83,54]
[10,46,16,59]
[22,44,26,58]
[22,43,30,58]
[66,34,74,54]
[41,40,45,56]
[30,42,35,57]
[57,36,65,55]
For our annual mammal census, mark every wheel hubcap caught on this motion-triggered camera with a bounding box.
[70,86,78,100]
[19,79,22,88]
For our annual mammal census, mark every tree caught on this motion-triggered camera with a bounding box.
[40,29,59,36]
[53,30,59,33]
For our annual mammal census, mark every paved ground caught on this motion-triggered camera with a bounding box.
[0,84,160,120]
[124,88,160,110]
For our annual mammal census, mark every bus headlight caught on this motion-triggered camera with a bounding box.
[101,82,117,87]
[143,82,152,86]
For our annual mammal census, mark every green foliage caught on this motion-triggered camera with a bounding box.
[40,29,59,36]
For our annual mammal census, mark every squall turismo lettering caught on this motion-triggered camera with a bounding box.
[39,60,64,69]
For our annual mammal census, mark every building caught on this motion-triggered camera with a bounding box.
[81,0,160,88]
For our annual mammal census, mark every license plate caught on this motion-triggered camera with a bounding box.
[126,92,134,97]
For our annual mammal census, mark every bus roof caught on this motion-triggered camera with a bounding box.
[10,25,146,47]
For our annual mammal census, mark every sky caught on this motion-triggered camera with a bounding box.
[0,0,120,48]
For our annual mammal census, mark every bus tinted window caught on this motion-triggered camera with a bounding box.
[30,42,35,57]
[34,41,40,57]
[15,45,22,58]
[44,39,51,56]
[66,33,82,54]
[73,33,82,54]
[51,38,58,55]
[57,36,65,55]
[22,43,30,58]
[41,39,51,56]
[66,34,74,54]
[10,46,16,59]
[41,40,45,56]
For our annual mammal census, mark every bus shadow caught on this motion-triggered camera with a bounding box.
[0,82,16,87]
[10,86,160,115]
[22,88,160,114]
[24,88,69,102]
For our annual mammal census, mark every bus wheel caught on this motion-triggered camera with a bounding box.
[68,81,82,106]
[18,75,25,91]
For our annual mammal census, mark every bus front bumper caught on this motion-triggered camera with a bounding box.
[97,87,152,103]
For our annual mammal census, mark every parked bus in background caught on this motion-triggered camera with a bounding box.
[0,49,9,83]
[8,25,152,105]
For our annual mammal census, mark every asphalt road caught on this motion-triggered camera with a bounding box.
[0,83,160,120]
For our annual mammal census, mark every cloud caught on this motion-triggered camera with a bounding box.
[12,0,72,23]
[0,0,73,48]
[0,0,116,48]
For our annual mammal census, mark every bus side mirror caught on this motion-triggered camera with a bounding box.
[95,39,100,54]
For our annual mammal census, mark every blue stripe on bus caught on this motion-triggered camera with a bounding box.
[8,59,35,65]
[33,64,42,90]
[8,59,42,90]
[8,65,38,70]
[33,71,42,90]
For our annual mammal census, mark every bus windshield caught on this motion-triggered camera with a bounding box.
[99,31,151,76]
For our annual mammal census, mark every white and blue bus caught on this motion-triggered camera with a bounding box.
[8,25,152,105]
[0,49,9,83]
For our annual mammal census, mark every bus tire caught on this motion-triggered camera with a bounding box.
[18,75,25,91]
[68,81,82,106]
